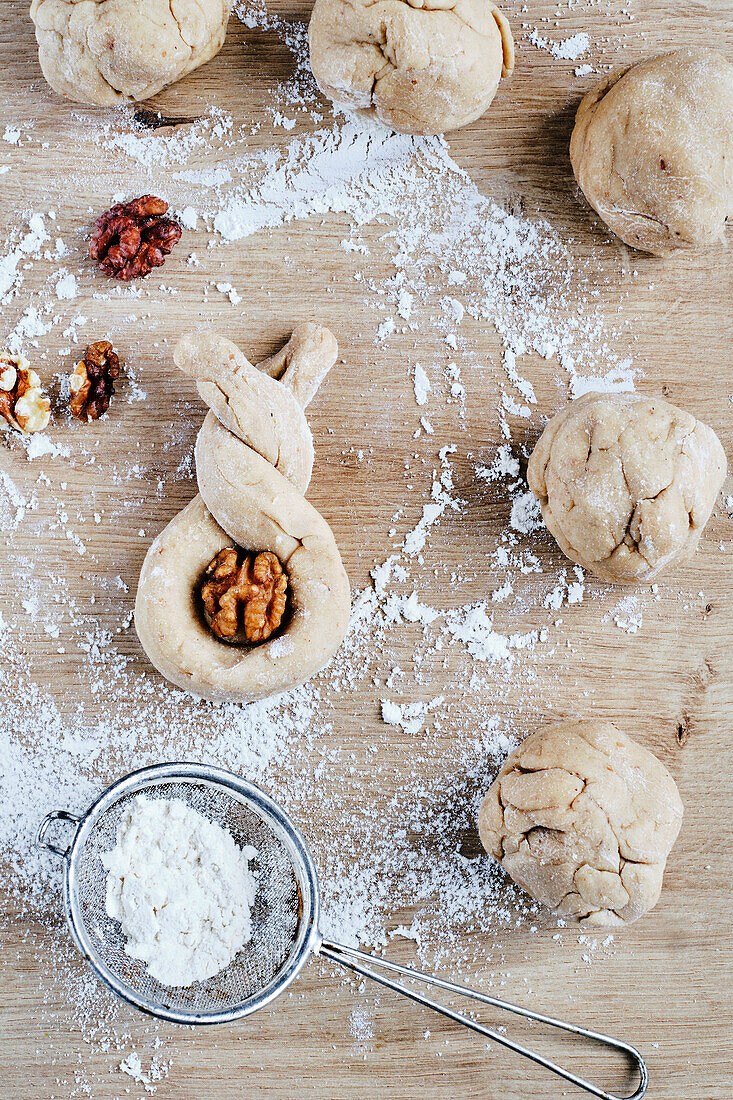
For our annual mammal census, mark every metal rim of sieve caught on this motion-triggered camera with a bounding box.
[38,762,649,1100]
[38,761,321,1024]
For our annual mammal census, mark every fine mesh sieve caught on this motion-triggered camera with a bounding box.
[38,762,648,1100]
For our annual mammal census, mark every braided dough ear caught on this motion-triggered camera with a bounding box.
[174,331,316,494]
[135,324,350,704]
[257,322,339,409]
[134,495,350,703]
[194,412,338,557]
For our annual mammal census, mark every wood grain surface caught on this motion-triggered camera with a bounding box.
[1,2,732,1099]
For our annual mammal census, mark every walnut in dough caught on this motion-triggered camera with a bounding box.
[308,0,514,135]
[527,392,727,584]
[30,0,231,106]
[478,721,683,926]
[134,325,351,704]
[570,49,733,255]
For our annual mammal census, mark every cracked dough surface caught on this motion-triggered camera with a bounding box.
[308,0,514,135]
[478,720,684,926]
[527,391,726,584]
[570,48,733,255]
[30,0,231,106]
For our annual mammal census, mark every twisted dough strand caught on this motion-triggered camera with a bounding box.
[135,324,350,703]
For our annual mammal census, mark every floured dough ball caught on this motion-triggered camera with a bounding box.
[30,0,231,106]
[478,721,683,926]
[570,49,733,254]
[527,392,727,584]
[308,0,514,135]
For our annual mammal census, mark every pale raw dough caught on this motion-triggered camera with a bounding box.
[570,48,733,255]
[30,0,231,106]
[134,323,351,704]
[478,721,684,926]
[527,391,727,584]
[308,0,514,135]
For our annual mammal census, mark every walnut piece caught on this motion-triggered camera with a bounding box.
[70,341,121,422]
[200,548,288,644]
[0,352,51,433]
[89,195,182,281]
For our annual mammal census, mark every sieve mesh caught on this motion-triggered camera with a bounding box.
[65,771,314,1021]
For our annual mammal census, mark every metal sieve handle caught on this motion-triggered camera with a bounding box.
[318,940,647,1100]
[36,810,82,859]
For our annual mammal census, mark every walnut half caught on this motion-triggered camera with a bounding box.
[0,352,51,433]
[69,340,121,422]
[89,195,182,281]
[200,547,288,644]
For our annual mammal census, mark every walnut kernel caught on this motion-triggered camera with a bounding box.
[0,353,51,433]
[201,547,288,644]
[89,195,182,281]
[69,340,121,421]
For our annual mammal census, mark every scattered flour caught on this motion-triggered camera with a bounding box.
[179,206,199,230]
[215,280,242,305]
[510,491,544,535]
[381,696,444,735]
[119,1051,170,1094]
[0,215,49,301]
[0,2,672,1095]
[349,1005,375,1053]
[611,595,643,634]
[412,363,431,406]
[54,270,78,300]
[527,29,591,61]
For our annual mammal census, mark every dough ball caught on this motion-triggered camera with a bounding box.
[30,0,231,106]
[570,48,733,255]
[308,0,514,135]
[478,721,683,926]
[527,392,726,584]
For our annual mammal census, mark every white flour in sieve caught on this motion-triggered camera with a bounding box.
[101,795,257,987]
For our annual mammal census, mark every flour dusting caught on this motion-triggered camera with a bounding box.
[0,2,697,1096]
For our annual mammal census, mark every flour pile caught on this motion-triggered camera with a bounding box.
[102,795,257,987]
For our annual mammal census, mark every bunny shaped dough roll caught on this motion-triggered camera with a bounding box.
[135,324,350,703]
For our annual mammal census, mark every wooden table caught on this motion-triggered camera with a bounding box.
[1,2,731,1098]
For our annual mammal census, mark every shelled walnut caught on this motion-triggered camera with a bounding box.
[70,341,121,422]
[0,352,51,433]
[89,195,182,281]
[200,547,288,644]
